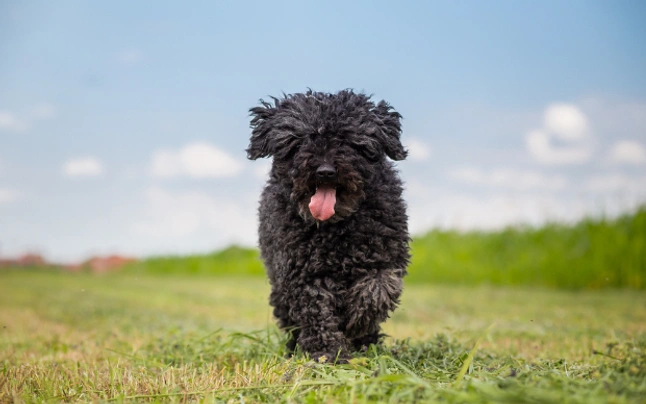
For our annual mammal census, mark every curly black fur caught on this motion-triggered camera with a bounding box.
[247,89,410,363]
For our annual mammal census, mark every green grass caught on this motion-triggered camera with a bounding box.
[1,271,645,402]
[408,206,646,289]
[121,206,646,289]
[122,245,265,277]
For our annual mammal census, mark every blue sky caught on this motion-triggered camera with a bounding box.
[1,0,645,262]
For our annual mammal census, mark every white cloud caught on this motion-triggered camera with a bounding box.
[1,104,56,133]
[449,166,568,191]
[526,103,593,165]
[578,98,646,142]
[607,140,646,165]
[405,180,584,233]
[150,142,243,179]
[116,49,144,65]
[132,186,257,241]
[62,157,105,177]
[0,187,21,204]
[543,103,589,141]
[582,174,646,194]
[526,129,593,164]
[404,177,646,236]
[406,138,431,161]
[0,110,28,132]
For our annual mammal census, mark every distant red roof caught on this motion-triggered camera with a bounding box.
[0,253,46,267]
[83,255,137,273]
[0,253,137,273]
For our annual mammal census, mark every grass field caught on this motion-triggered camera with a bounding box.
[1,271,645,403]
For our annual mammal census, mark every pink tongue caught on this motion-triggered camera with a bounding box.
[309,186,336,221]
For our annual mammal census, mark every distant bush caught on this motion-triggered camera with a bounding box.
[122,245,264,277]
[123,206,646,289]
[408,205,646,289]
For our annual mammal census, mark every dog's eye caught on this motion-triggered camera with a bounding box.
[271,146,295,162]
[272,135,304,160]
[355,144,381,162]
[364,149,380,161]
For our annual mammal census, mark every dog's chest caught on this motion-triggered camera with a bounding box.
[290,223,377,279]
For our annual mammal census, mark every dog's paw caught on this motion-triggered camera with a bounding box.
[311,351,350,365]
[345,269,403,336]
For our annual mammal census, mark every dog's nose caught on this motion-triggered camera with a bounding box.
[316,163,336,181]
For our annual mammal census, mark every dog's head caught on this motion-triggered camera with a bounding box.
[247,89,406,223]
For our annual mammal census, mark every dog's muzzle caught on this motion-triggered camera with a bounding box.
[316,163,337,183]
[310,163,337,221]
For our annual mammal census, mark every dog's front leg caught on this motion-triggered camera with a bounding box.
[292,280,350,363]
[344,268,404,349]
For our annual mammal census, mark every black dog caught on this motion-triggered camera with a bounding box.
[247,90,410,362]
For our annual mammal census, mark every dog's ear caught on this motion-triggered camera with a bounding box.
[372,100,407,161]
[247,99,278,160]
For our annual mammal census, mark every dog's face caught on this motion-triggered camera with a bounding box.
[247,90,406,223]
